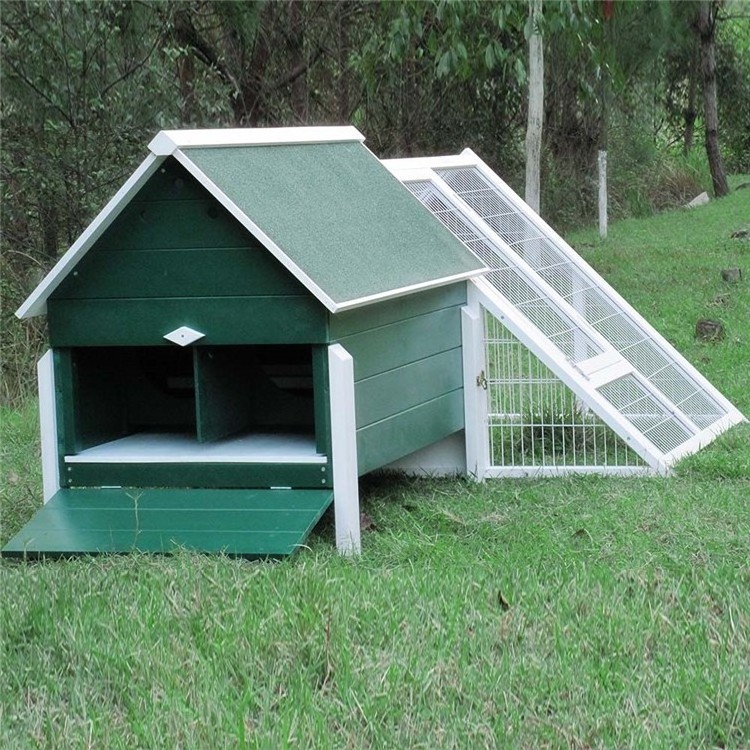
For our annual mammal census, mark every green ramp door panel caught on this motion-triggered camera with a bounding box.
[2,488,333,558]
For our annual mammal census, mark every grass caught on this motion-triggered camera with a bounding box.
[2,184,750,749]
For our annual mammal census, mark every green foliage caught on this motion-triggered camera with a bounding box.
[717,13,750,171]
[2,0,749,403]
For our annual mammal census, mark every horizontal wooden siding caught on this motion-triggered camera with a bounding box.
[49,157,326,346]
[330,285,466,475]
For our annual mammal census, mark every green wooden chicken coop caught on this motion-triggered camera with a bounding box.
[7,126,743,558]
[5,127,485,557]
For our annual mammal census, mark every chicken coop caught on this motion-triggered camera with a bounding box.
[5,128,744,558]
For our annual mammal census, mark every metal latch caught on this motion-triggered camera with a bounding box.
[476,370,488,390]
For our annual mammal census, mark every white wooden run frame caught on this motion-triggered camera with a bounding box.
[385,150,745,477]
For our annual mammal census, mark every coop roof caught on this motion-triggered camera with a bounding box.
[17,127,485,318]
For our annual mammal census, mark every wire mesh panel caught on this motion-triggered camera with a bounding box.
[387,155,744,474]
[436,164,733,442]
[406,180,603,364]
[485,313,644,471]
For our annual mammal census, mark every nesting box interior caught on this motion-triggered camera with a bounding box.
[66,344,321,458]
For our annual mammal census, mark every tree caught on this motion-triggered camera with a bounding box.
[525,0,544,213]
[694,0,730,197]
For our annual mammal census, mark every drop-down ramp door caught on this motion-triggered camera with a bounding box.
[2,488,333,558]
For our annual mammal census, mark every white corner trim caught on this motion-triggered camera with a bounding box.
[38,351,60,502]
[148,131,178,155]
[149,126,365,153]
[328,344,361,555]
[461,305,490,481]
[17,154,163,319]
[172,150,340,313]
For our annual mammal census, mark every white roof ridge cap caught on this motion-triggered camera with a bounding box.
[148,126,365,155]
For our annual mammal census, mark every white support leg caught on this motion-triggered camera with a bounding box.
[328,344,361,555]
[462,292,490,480]
[38,350,60,502]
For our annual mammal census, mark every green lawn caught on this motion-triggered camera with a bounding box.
[2,186,749,749]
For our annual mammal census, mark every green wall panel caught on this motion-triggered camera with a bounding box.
[194,347,256,443]
[64,462,331,490]
[312,346,332,455]
[132,159,208,203]
[52,248,305,300]
[338,307,461,381]
[47,296,328,347]
[354,347,463,428]
[97,199,251,251]
[356,391,464,475]
[330,284,467,473]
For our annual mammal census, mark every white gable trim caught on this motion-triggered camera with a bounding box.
[16,154,163,319]
[149,126,365,155]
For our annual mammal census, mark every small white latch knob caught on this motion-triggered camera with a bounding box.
[163,326,205,346]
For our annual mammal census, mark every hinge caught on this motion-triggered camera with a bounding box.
[476,370,488,390]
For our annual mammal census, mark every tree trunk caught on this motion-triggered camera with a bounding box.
[178,54,196,124]
[336,1,351,121]
[525,0,544,213]
[696,1,729,197]
[683,49,698,156]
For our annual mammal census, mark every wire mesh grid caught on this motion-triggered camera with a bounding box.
[406,180,603,363]
[484,313,643,469]
[436,166,729,437]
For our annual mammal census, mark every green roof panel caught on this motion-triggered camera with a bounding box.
[184,142,484,307]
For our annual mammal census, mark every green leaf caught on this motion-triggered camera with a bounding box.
[484,43,495,70]
[436,50,453,78]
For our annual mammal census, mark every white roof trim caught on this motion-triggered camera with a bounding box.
[172,149,340,313]
[17,154,163,319]
[333,269,487,313]
[149,126,365,155]
[382,153,480,172]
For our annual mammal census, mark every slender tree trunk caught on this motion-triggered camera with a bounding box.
[178,54,195,124]
[336,1,351,122]
[683,49,698,155]
[696,1,729,197]
[525,0,544,213]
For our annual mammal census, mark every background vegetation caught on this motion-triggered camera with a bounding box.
[2,0,750,405]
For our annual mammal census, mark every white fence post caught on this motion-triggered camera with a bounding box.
[598,150,608,239]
